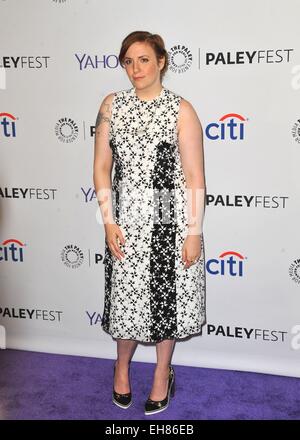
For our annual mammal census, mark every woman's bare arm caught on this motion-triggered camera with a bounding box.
[177,98,206,236]
[93,93,115,227]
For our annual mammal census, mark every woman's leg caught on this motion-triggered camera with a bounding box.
[114,339,138,394]
[149,338,176,400]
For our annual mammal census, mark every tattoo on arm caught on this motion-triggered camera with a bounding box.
[95,110,110,129]
[95,100,111,128]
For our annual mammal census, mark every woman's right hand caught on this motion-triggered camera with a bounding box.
[105,223,125,260]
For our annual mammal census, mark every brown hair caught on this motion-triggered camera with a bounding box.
[119,31,168,81]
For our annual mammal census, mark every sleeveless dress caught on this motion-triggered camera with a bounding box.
[101,85,206,342]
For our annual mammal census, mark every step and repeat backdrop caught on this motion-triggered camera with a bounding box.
[1,0,300,378]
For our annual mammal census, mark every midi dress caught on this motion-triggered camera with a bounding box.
[101,85,206,342]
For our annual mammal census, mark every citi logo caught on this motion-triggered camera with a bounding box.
[205,113,247,140]
[0,112,17,137]
[0,239,25,262]
[207,251,246,277]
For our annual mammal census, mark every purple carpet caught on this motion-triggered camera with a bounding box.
[0,349,299,420]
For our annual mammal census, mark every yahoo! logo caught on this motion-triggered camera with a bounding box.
[205,113,247,140]
[0,239,25,262]
[207,251,246,277]
[0,113,17,137]
[75,54,119,70]
[86,311,103,326]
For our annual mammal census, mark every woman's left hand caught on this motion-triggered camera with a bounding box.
[182,234,202,269]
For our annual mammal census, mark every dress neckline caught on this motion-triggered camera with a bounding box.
[132,86,165,104]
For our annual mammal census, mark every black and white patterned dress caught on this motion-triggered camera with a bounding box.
[101,85,206,342]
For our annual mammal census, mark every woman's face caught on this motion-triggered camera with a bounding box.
[123,41,165,89]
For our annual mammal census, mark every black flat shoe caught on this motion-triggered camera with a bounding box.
[112,361,132,409]
[144,365,175,415]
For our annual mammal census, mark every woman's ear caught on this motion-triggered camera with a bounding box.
[159,55,165,71]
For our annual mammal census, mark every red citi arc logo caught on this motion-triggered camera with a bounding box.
[206,251,246,276]
[205,113,247,140]
[0,112,17,137]
[0,239,25,262]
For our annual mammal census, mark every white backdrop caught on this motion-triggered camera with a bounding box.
[1,0,300,378]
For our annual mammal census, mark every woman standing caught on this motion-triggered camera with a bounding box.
[93,31,206,415]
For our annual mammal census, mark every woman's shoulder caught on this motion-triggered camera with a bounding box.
[178,96,193,110]
[164,86,182,101]
[176,94,199,131]
[164,88,192,110]
[169,87,196,110]
[107,87,132,100]
[98,89,131,117]
[100,88,131,105]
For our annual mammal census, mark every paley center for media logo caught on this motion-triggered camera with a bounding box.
[0,112,17,138]
[289,259,300,284]
[168,45,193,74]
[55,117,79,143]
[164,46,294,72]
[61,243,105,269]
[0,238,26,263]
[291,118,300,144]
[61,244,84,269]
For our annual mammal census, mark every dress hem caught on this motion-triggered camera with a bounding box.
[101,324,205,343]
